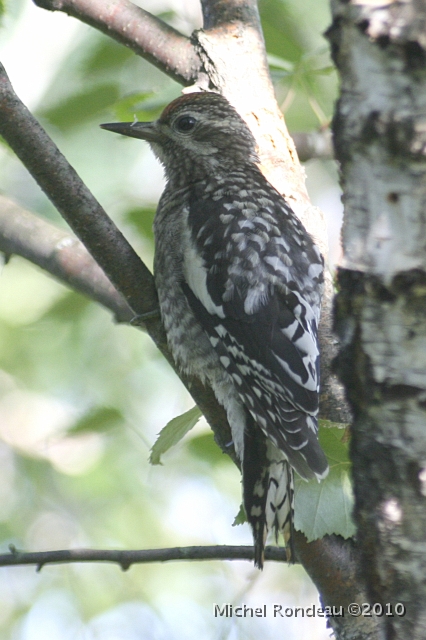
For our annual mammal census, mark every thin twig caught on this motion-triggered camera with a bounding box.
[33,0,202,86]
[1,545,287,571]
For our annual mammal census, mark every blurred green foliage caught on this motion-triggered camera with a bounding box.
[0,1,340,639]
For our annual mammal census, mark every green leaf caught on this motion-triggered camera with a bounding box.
[232,503,246,526]
[67,407,123,435]
[112,92,156,122]
[261,0,304,61]
[124,207,156,239]
[82,39,134,76]
[112,84,181,122]
[310,65,336,77]
[294,424,355,541]
[149,406,202,465]
[187,433,232,466]
[40,291,91,322]
[39,84,119,129]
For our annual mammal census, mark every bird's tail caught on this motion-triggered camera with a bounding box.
[242,414,294,569]
[265,444,295,561]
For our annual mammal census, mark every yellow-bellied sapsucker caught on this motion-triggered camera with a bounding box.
[101,92,328,568]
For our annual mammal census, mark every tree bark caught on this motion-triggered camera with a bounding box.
[329,1,426,637]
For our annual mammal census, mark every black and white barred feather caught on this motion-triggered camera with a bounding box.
[101,92,329,568]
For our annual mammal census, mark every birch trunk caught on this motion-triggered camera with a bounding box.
[329,1,426,637]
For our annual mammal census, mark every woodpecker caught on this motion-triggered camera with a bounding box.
[101,92,328,568]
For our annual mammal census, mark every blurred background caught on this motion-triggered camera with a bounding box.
[0,1,342,638]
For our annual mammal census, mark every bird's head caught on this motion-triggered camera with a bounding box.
[101,92,259,183]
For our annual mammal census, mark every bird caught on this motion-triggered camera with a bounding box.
[101,91,329,568]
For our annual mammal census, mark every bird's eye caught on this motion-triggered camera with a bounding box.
[174,115,197,133]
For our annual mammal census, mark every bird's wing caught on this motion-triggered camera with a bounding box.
[182,184,327,479]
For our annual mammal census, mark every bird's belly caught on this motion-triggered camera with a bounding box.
[155,269,246,458]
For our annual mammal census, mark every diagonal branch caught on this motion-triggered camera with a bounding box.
[33,0,202,86]
[0,60,235,462]
[0,63,157,321]
[0,195,133,323]
[32,1,332,162]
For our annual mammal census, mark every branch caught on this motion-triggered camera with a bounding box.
[0,195,133,323]
[0,544,287,571]
[33,0,332,165]
[33,0,202,86]
[200,0,263,30]
[0,537,381,637]
[0,60,235,463]
[292,130,333,163]
[0,63,157,321]
[295,532,382,640]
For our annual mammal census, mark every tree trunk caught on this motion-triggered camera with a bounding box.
[330,1,426,637]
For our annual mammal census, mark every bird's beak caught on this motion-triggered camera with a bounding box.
[100,121,158,141]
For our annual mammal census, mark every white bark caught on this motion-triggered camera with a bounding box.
[330,1,426,637]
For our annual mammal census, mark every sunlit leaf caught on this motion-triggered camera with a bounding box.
[112,92,155,122]
[261,0,304,61]
[294,424,355,541]
[149,406,202,465]
[232,503,246,526]
[310,66,335,76]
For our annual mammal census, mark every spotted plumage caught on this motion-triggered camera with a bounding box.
[101,92,329,568]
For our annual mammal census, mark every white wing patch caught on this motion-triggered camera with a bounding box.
[183,231,225,318]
